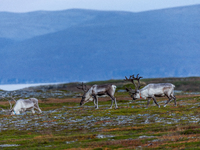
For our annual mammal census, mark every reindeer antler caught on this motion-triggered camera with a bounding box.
[124,75,138,91]
[6,96,17,103]
[132,74,143,89]
[8,100,13,110]
[77,82,88,92]
[124,76,134,83]
[0,96,15,111]
[124,74,143,91]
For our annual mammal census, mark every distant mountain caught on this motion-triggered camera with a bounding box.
[0,9,99,41]
[0,5,200,84]
[0,37,15,47]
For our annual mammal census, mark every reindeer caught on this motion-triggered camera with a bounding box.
[1,97,42,115]
[124,74,176,108]
[77,82,118,109]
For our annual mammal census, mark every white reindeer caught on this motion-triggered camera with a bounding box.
[77,82,118,109]
[124,74,176,108]
[1,97,42,115]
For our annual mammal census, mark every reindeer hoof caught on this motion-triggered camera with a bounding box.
[158,105,160,108]
[164,105,167,107]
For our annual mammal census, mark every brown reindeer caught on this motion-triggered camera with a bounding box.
[77,82,118,109]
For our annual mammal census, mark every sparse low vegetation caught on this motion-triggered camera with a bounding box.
[0,77,200,149]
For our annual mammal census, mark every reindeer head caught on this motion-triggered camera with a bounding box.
[124,74,143,100]
[0,96,16,115]
[77,82,93,106]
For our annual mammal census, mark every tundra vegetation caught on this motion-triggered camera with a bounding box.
[0,77,200,149]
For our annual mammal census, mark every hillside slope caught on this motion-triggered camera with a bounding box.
[0,9,98,40]
[0,5,200,83]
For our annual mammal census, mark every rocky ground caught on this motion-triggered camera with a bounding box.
[0,79,200,149]
[0,94,200,149]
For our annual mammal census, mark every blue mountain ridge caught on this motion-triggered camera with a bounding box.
[0,5,200,84]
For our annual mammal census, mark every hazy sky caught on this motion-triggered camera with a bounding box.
[1,0,200,13]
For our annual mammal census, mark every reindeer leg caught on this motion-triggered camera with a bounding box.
[152,96,160,108]
[34,106,42,113]
[38,107,42,113]
[164,95,172,107]
[109,96,118,109]
[93,97,97,108]
[94,96,99,109]
[31,108,35,114]
[35,102,42,113]
[114,97,118,109]
[108,95,116,109]
[109,99,113,109]
[171,94,177,106]
[146,98,151,108]
[106,93,115,109]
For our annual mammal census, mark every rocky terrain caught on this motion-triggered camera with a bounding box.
[0,94,200,149]
[0,78,200,149]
